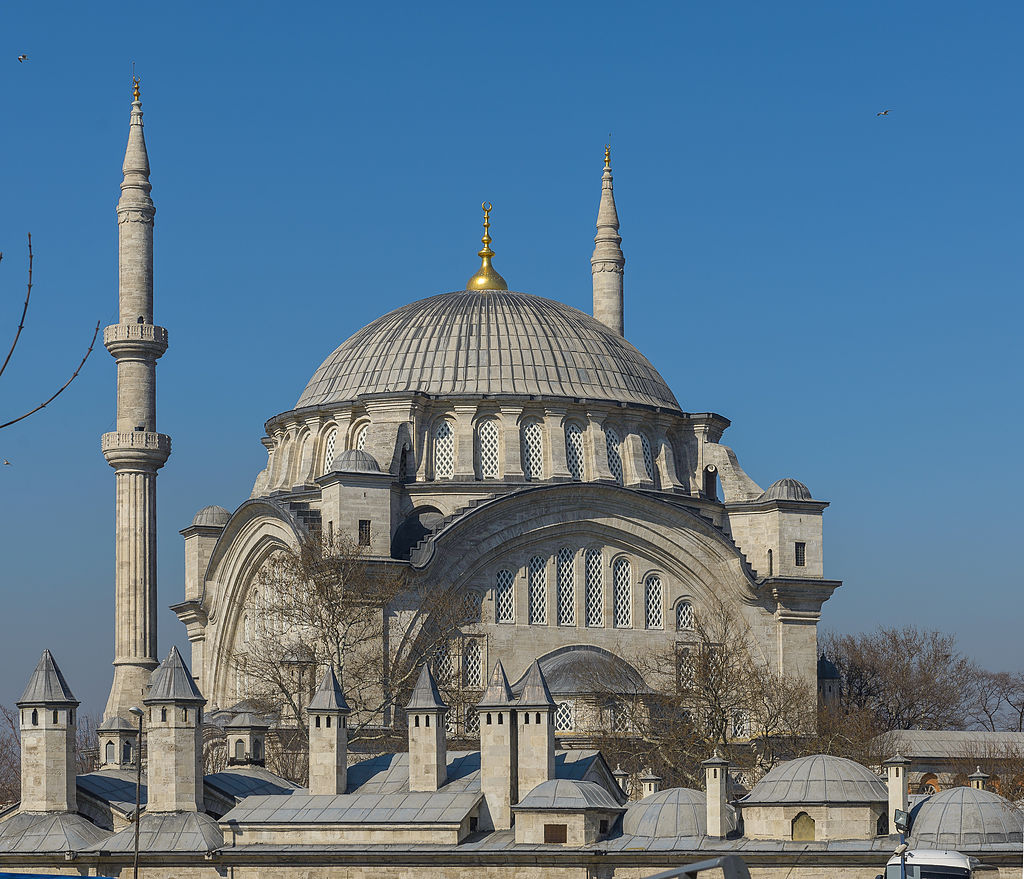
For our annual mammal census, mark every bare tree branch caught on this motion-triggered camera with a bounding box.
[0,235,31,380]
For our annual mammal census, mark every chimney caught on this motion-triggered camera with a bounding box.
[703,751,730,839]
[305,666,350,795]
[883,754,911,830]
[476,661,517,830]
[969,767,989,791]
[406,665,448,792]
[515,661,555,799]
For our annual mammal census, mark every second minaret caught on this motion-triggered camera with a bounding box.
[591,146,625,336]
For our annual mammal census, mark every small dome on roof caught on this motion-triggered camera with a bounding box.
[744,755,887,805]
[623,787,737,838]
[515,779,623,812]
[817,654,840,680]
[329,449,382,473]
[911,786,1023,848]
[192,505,231,527]
[225,711,269,730]
[758,478,812,502]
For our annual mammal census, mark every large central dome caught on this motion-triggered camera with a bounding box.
[296,290,680,411]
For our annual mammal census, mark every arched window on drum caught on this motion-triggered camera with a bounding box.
[521,420,544,481]
[322,427,338,475]
[478,418,499,479]
[433,421,454,479]
[565,422,585,481]
[604,427,623,485]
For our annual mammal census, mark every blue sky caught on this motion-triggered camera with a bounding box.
[1,2,1021,716]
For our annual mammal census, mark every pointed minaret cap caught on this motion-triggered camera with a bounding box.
[144,646,205,704]
[591,146,623,266]
[307,665,351,713]
[17,650,79,707]
[121,76,152,201]
[477,660,514,708]
[406,664,447,711]
[516,660,555,708]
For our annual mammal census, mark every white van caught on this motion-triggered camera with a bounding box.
[882,849,997,879]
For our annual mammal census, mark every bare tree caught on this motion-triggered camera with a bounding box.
[0,705,19,806]
[1,236,100,430]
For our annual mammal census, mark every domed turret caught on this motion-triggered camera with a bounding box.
[744,754,887,805]
[759,478,812,502]
[623,787,737,838]
[191,504,231,527]
[329,449,382,474]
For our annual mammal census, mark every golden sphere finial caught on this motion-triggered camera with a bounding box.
[132,75,141,102]
[466,200,508,291]
[605,144,611,168]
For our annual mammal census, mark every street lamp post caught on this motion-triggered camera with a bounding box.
[128,706,145,879]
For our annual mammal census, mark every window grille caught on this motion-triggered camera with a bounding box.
[521,421,544,481]
[528,556,547,624]
[463,590,484,624]
[463,639,483,688]
[358,519,371,546]
[565,422,585,481]
[554,701,575,731]
[355,425,368,451]
[613,558,631,627]
[640,434,655,481]
[732,710,750,739]
[243,614,250,644]
[445,710,456,736]
[605,427,623,484]
[323,429,337,474]
[434,421,454,479]
[677,600,695,631]
[677,647,695,689]
[607,698,631,732]
[495,569,515,623]
[478,419,499,478]
[434,643,454,683]
[465,709,480,735]
[585,549,603,627]
[557,547,576,626]
[644,575,663,629]
[795,541,806,566]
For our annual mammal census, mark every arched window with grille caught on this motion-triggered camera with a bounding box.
[463,639,483,688]
[433,421,454,479]
[612,558,631,627]
[528,556,547,625]
[605,427,623,485]
[463,590,484,624]
[243,614,250,645]
[556,547,575,626]
[105,741,114,763]
[676,600,695,631]
[554,701,575,732]
[354,424,369,451]
[640,434,655,481]
[565,422,585,481]
[495,569,515,623]
[322,427,338,474]
[585,549,603,627]
[677,647,695,690]
[644,575,663,629]
[478,418,499,479]
[521,420,544,481]
[434,642,454,684]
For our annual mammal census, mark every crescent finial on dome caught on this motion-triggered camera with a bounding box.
[466,201,508,291]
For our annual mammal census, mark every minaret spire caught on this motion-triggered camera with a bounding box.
[101,78,170,722]
[591,144,625,336]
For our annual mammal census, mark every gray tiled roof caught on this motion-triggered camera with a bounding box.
[758,478,812,502]
[515,661,554,708]
[405,664,446,711]
[88,811,223,852]
[0,812,109,853]
[742,754,887,805]
[191,504,231,527]
[225,711,270,730]
[307,666,350,713]
[17,649,78,707]
[477,661,514,707]
[622,787,737,838]
[884,729,1024,759]
[911,787,1024,848]
[514,779,623,812]
[77,769,146,813]
[144,646,205,704]
[205,766,304,801]
[511,646,649,698]
[294,291,681,411]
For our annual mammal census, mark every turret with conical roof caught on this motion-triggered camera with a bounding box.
[515,660,555,799]
[306,666,350,795]
[476,661,517,830]
[406,665,448,792]
[591,145,625,335]
[17,650,79,813]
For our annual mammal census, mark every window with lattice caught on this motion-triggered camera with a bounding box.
[434,421,454,479]
[732,710,750,738]
[556,547,576,626]
[640,434,655,481]
[445,710,456,736]
[677,647,695,690]
[565,422,585,481]
[463,639,483,688]
[495,569,515,623]
[528,556,547,625]
[354,425,368,451]
[644,575,663,629]
[322,428,338,474]
[521,421,544,481]
[585,549,603,627]
[434,642,454,684]
[605,427,623,484]
[554,701,575,731]
[677,600,695,631]
[478,419,499,479]
[613,558,631,627]
[465,709,480,735]
[463,590,483,624]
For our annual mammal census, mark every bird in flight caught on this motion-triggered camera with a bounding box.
[3,459,11,466]
[17,55,27,63]
[876,109,890,116]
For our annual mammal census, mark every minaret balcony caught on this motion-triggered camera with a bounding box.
[101,431,171,468]
[104,323,168,359]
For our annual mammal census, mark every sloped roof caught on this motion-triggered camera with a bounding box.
[89,811,223,853]
[514,779,624,812]
[0,812,109,853]
[515,661,555,707]
[884,730,1024,760]
[307,666,350,712]
[405,664,446,711]
[145,646,205,704]
[477,661,514,707]
[17,649,78,707]
[204,766,304,801]
[511,646,650,697]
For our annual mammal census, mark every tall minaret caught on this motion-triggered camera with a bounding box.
[591,145,625,336]
[101,78,170,721]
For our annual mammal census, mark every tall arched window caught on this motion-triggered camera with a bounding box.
[528,556,547,625]
[640,434,655,481]
[565,422,585,481]
[463,639,483,687]
[495,569,515,623]
[767,549,773,577]
[585,549,603,627]
[605,427,623,485]
[243,614,251,645]
[433,421,454,479]
[105,741,115,763]
[613,558,631,627]
[644,575,663,628]
[478,419,499,479]
[354,424,369,451]
[554,701,575,731]
[521,421,544,481]
[676,600,695,631]
[323,428,338,474]
[557,547,575,626]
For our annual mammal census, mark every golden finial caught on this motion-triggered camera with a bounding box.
[605,143,611,168]
[466,201,508,291]
[132,75,140,102]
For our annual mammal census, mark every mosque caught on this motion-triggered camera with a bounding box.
[0,86,1021,878]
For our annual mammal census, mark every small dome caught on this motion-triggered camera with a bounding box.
[515,779,623,812]
[817,654,840,681]
[191,505,231,527]
[911,787,1023,848]
[329,449,382,473]
[744,755,887,805]
[758,478,812,502]
[623,787,737,838]
[225,711,269,730]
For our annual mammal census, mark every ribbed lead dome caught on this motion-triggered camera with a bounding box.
[744,755,887,805]
[296,291,680,411]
